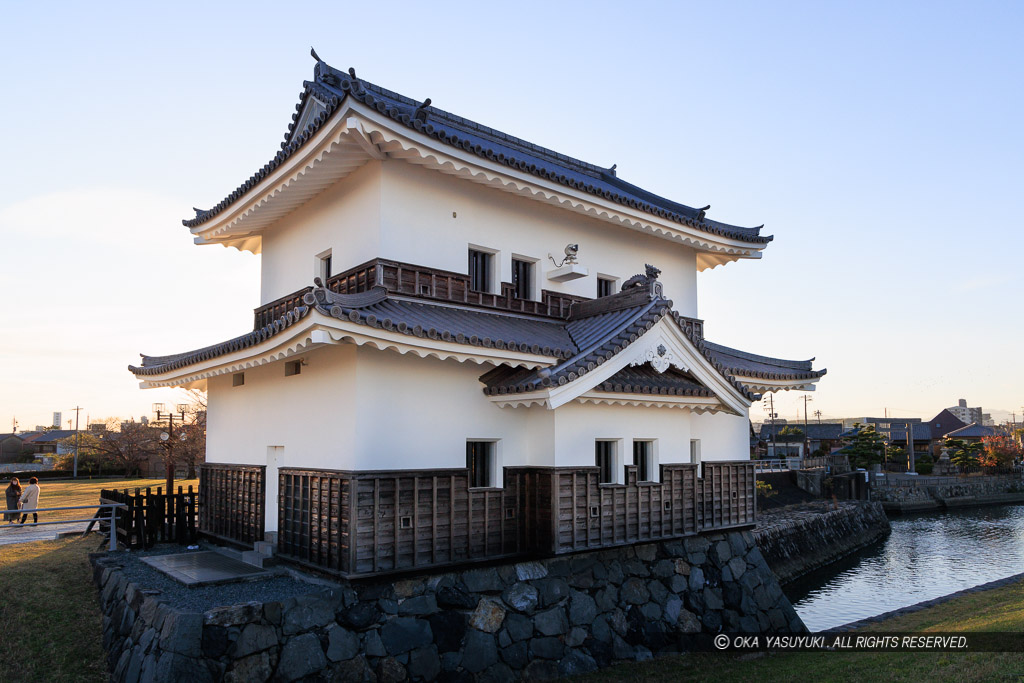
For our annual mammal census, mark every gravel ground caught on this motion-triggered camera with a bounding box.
[105,543,333,614]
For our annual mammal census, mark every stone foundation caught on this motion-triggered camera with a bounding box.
[754,502,890,585]
[872,477,1024,513]
[93,530,804,682]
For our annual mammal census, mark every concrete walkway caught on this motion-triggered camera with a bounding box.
[0,520,92,546]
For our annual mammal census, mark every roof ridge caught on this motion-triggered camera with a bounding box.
[183,59,774,247]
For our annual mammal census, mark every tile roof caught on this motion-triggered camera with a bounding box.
[131,270,821,401]
[592,365,714,397]
[703,341,827,382]
[759,423,844,440]
[184,56,772,247]
[130,305,312,376]
[29,430,78,443]
[944,423,997,439]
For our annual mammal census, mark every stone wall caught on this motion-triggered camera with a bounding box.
[92,530,804,682]
[754,502,890,585]
[872,477,1024,513]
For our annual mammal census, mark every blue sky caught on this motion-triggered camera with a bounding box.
[1,1,1022,429]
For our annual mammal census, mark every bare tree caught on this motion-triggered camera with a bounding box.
[91,418,160,477]
[177,390,207,479]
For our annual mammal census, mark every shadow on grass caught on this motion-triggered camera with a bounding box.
[0,537,108,683]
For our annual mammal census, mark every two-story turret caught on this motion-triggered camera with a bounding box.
[130,54,824,577]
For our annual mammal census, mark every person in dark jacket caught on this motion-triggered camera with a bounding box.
[5,478,21,523]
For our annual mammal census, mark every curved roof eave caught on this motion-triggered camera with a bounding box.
[183,60,773,249]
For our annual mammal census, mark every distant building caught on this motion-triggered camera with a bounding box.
[759,423,844,457]
[0,433,24,464]
[21,430,77,455]
[947,399,983,427]
[944,423,998,443]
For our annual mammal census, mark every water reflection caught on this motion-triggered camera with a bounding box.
[787,505,1024,632]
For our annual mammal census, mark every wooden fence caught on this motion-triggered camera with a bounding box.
[276,461,755,578]
[99,486,197,549]
[277,468,521,576]
[199,463,266,545]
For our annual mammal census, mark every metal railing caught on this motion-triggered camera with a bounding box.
[753,459,802,472]
[1,503,127,550]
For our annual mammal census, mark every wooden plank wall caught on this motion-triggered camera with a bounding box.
[696,462,756,530]
[278,468,521,577]
[199,463,266,545]
[545,464,700,554]
[275,461,754,577]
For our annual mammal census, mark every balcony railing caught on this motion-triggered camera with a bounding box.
[252,257,705,338]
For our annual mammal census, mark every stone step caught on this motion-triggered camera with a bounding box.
[254,541,275,556]
[241,550,266,567]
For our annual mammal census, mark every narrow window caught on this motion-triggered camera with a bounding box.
[468,249,492,293]
[512,258,533,299]
[633,440,654,482]
[317,249,333,283]
[285,360,302,377]
[467,441,495,488]
[596,441,615,484]
[597,277,615,298]
[690,439,702,478]
[232,372,245,387]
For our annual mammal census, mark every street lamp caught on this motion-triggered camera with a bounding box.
[153,403,188,493]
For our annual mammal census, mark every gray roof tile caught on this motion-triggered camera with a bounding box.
[184,58,771,247]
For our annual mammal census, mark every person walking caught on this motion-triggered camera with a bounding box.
[4,478,21,523]
[19,477,40,525]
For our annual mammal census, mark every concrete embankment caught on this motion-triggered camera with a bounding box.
[873,477,1024,514]
[754,502,891,585]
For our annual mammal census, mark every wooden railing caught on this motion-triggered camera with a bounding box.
[329,259,588,318]
[275,461,754,577]
[253,287,313,329]
[199,463,266,545]
[250,258,707,339]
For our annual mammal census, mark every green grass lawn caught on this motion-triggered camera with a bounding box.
[0,537,107,683]
[3,477,199,523]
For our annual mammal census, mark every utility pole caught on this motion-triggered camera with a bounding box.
[803,395,813,460]
[71,406,83,478]
[814,409,822,424]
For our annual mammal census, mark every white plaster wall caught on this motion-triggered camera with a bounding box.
[349,348,540,471]
[257,159,701,312]
[259,162,382,305]
[689,411,751,462]
[378,162,700,316]
[206,344,359,531]
[550,403,749,469]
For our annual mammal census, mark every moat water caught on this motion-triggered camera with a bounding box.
[786,504,1024,632]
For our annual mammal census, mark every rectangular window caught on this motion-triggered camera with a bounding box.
[316,249,333,283]
[467,441,495,488]
[597,277,615,298]
[596,441,615,484]
[285,360,302,377]
[512,258,533,300]
[232,372,245,387]
[690,439,702,478]
[633,440,654,482]
[468,249,492,293]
